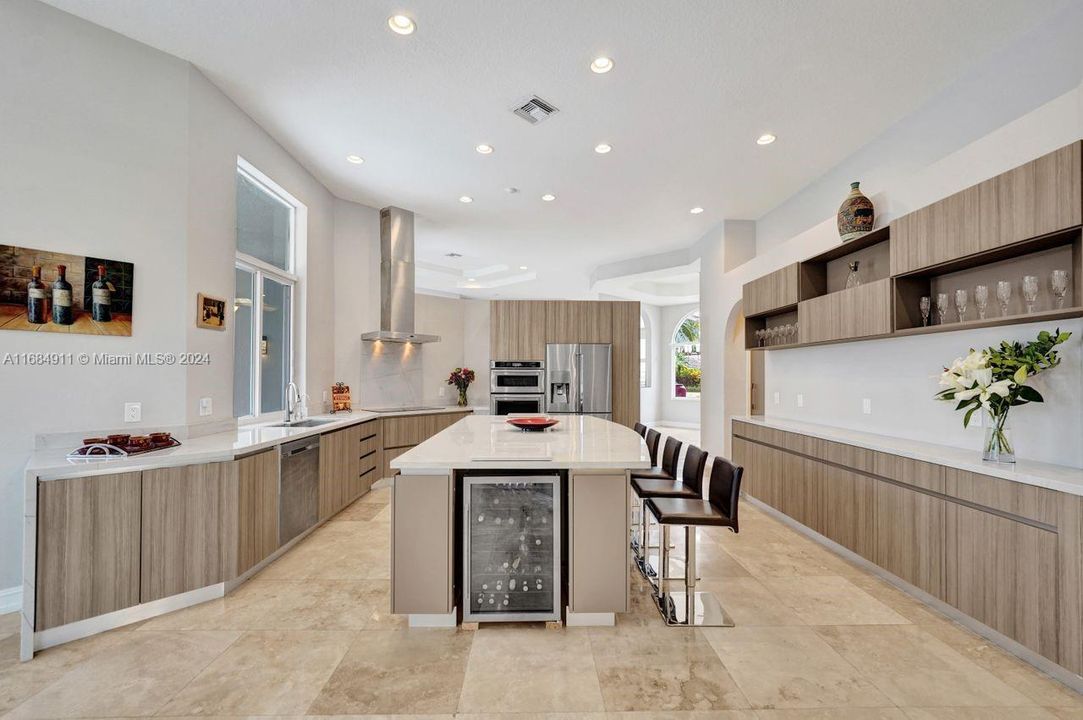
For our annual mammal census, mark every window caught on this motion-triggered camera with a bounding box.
[672,309,701,399]
[639,311,651,388]
[233,158,305,420]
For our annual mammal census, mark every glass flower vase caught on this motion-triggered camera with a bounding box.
[457,388,469,407]
[982,410,1015,463]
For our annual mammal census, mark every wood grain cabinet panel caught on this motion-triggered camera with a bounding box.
[731,437,755,498]
[890,185,982,275]
[742,263,799,317]
[1058,493,1083,675]
[610,300,641,428]
[490,300,547,361]
[319,425,362,520]
[141,463,230,602]
[545,300,612,343]
[36,472,142,630]
[797,279,892,345]
[569,472,629,613]
[232,450,279,578]
[946,501,1059,662]
[992,141,1082,250]
[874,477,946,599]
[821,465,877,561]
[391,473,453,614]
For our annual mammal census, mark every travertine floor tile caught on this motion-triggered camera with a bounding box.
[702,626,891,709]
[157,630,352,716]
[759,576,909,626]
[696,578,805,627]
[901,708,1059,719]
[753,709,908,719]
[814,625,1032,708]
[5,630,238,718]
[309,628,472,715]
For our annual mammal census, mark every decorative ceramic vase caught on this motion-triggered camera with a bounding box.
[457,388,469,407]
[837,181,874,242]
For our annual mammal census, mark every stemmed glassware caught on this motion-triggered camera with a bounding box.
[919,296,931,327]
[1022,275,1039,314]
[936,293,948,325]
[1051,269,1070,309]
[955,289,968,323]
[974,285,989,320]
[996,281,1012,317]
[755,329,766,347]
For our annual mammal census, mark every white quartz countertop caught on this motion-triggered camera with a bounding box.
[732,415,1083,497]
[392,415,652,471]
[27,406,473,482]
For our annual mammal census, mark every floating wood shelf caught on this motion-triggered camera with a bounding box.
[893,306,1083,338]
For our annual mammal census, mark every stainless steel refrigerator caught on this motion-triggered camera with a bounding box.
[544,343,612,420]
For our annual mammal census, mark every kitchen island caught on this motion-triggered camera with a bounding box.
[390,414,650,627]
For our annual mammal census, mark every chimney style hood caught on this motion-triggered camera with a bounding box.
[361,206,441,343]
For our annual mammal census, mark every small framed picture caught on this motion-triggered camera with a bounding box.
[196,293,227,330]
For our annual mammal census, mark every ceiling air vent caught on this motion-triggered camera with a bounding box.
[512,95,560,125]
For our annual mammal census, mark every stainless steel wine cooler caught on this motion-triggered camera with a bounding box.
[463,474,561,622]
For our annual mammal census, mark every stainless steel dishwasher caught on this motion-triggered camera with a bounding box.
[279,436,320,546]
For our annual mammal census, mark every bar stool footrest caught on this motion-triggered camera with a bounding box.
[654,590,735,628]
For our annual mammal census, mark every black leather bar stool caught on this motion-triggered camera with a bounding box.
[645,455,743,627]
[634,422,647,438]
[642,428,661,467]
[629,439,694,565]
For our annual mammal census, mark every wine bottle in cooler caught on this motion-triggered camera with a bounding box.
[27,265,47,324]
[51,264,73,325]
[91,264,112,322]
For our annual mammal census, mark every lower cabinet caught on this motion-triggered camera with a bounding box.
[381,411,472,479]
[568,472,629,613]
[36,472,142,630]
[231,450,279,578]
[731,420,1083,676]
[319,424,362,520]
[390,473,454,615]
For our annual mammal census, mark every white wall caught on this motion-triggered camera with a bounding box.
[639,302,663,423]
[698,81,1083,467]
[658,302,701,427]
[331,198,381,396]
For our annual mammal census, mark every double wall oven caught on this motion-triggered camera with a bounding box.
[489,360,545,415]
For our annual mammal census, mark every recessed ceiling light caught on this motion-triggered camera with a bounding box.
[468,277,477,282]
[594,143,612,154]
[690,207,704,214]
[345,154,364,164]
[475,144,494,155]
[756,133,777,145]
[387,14,416,35]
[519,265,528,270]
[541,193,556,202]
[590,56,614,74]
[459,195,473,203]
[505,187,519,194]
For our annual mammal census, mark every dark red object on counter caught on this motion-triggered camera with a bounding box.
[506,417,560,431]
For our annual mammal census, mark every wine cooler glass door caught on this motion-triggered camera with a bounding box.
[463,475,561,622]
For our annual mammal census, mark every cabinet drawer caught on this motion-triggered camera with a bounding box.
[944,468,1059,527]
[358,420,378,441]
[797,279,891,344]
[743,263,799,317]
[359,452,378,476]
[359,434,378,458]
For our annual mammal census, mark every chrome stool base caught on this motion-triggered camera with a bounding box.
[655,590,734,628]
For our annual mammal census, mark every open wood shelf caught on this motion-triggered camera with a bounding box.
[802,225,890,265]
[893,306,1083,338]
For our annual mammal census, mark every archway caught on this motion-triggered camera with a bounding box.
[721,300,751,456]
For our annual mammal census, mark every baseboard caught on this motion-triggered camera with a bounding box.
[0,586,21,615]
[654,421,701,430]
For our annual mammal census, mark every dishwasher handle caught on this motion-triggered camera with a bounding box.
[282,437,320,456]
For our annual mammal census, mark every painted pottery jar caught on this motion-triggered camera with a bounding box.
[837,181,874,242]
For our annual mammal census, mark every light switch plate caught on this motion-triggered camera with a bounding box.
[862,398,872,415]
[199,397,212,417]
[124,402,141,423]
[773,391,780,406]
[796,394,804,408]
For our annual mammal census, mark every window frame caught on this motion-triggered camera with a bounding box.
[639,310,651,389]
[671,309,701,401]
[234,157,307,424]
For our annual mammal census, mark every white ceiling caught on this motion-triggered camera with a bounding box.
[45,0,1069,299]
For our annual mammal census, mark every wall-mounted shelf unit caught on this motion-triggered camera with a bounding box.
[741,141,1083,352]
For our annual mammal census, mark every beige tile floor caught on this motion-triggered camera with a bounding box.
[2,485,1082,719]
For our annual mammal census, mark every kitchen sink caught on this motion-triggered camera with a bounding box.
[270,419,336,428]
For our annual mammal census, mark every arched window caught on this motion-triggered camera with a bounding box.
[639,311,651,388]
[672,309,700,399]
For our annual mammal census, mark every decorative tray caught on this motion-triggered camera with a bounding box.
[506,417,560,432]
[67,433,182,459]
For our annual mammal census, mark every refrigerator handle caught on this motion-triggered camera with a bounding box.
[576,351,583,413]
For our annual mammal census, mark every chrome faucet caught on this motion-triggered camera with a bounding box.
[285,381,300,424]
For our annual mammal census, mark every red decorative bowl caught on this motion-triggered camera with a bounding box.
[506,417,560,432]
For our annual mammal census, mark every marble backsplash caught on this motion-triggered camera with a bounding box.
[359,341,424,408]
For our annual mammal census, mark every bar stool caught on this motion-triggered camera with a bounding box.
[645,455,743,627]
[629,428,662,551]
[634,422,647,438]
[630,439,698,568]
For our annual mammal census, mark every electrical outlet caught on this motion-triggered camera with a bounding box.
[862,398,872,415]
[322,390,329,403]
[773,391,780,406]
[796,393,804,408]
[438,386,446,398]
[199,397,212,417]
[124,402,141,423]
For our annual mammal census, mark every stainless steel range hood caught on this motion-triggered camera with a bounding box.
[361,206,441,343]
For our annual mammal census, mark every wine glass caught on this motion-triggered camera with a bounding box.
[1022,275,1039,314]
[996,281,1012,317]
[755,329,765,347]
[919,296,931,327]
[783,324,794,343]
[955,289,968,323]
[936,293,948,325]
[974,285,989,320]
[1051,269,1070,309]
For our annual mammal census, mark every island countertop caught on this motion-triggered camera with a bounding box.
[391,415,651,471]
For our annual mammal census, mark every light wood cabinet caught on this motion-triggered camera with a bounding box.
[141,463,230,602]
[991,141,1081,250]
[391,473,453,614]
[568,472,629,613]
[319,424,362,520]
[797,278,892,344]
[231,450,279,578]
[610,300,641,428]
[742,263,799,317]
[890,184,982,275]
[490,300,547,361]
[873,457,946,599]
[356,419,379,498]
[545,300,612,344]
[821,465,877,560]
[36,472,142,630]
